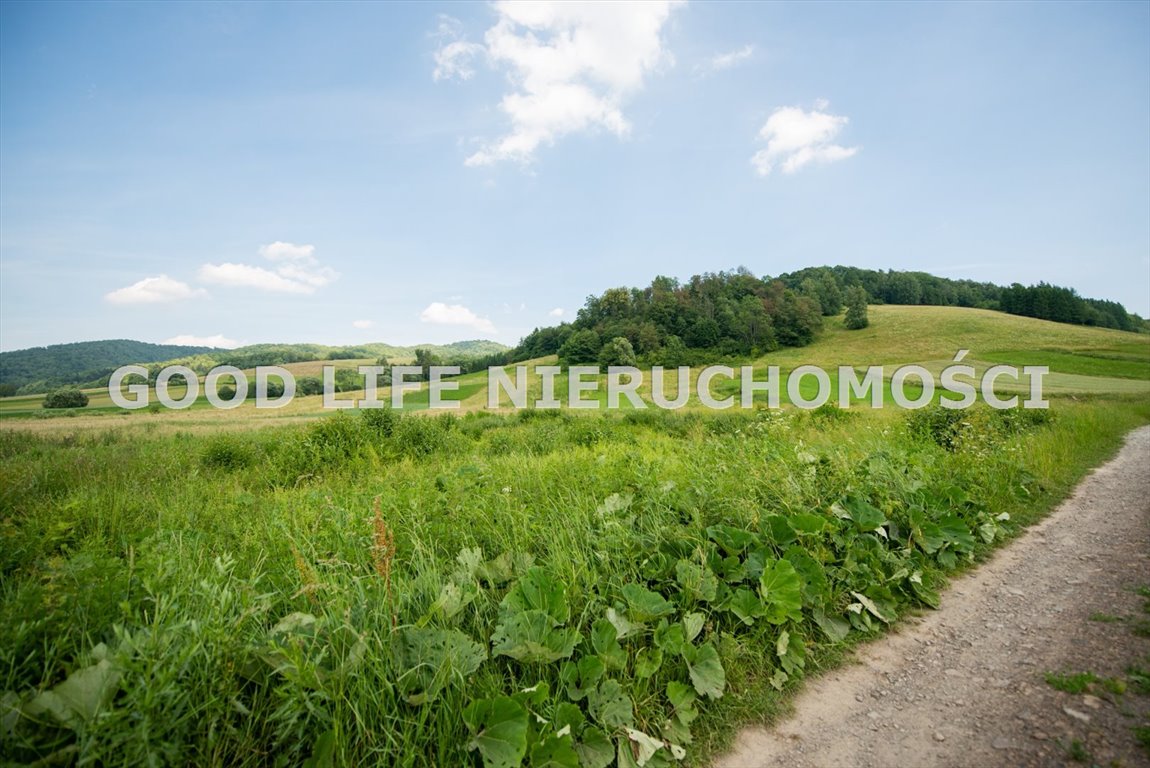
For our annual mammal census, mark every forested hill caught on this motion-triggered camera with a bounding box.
[0,339,509,395]
[776,266,1140,331]
[511,266,1145,367]
[0,340,215,395]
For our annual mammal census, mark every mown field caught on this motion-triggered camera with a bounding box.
[1,307,1148,767]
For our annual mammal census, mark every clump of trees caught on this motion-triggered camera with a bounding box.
[778,266,1141,332]
[844,286,869,330]
[43,388,89,409]
[520,268,824,367]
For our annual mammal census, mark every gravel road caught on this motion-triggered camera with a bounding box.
[715,425,1150,768]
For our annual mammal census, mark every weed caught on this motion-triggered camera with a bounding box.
[1089,612,1125,623]
[1045,671,1098,694]
[1067,738,1090,762]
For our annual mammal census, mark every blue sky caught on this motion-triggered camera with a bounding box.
[1,0,1147,352]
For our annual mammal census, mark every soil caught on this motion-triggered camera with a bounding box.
[714,425,1150,768]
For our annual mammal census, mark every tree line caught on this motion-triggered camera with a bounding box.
[500,266,1143,369]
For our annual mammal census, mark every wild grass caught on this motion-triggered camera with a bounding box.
[1,392,1147,765]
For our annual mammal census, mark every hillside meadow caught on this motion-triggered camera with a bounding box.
[1,306,1149,766]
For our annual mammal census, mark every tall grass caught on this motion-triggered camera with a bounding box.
[1,399,1147,765]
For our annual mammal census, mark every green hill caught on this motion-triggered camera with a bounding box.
[0,339,216,395]
[0,338,512,396]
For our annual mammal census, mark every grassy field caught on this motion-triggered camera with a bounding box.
[1,307,1148,766]
[2,307,1148,432]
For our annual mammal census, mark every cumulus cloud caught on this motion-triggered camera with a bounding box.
[352,319,374,329]
[258,241,316,262]
[199,242,338,294]
[434,1,682,166]
[163,334,240,349]
[420,302,496,334]
[696,44,753,76]
[433,15,485,82]
[751,99,858,176]
[105,275,206,305]
[548,307,565,317]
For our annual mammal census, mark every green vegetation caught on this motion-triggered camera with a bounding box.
[0,339,215,395]
[1,301,1147,765]
[1,392,1148,765]
[777,265,1143,331]
[843,286,869,330]
[42,388,89,410]
[0,340,509,396]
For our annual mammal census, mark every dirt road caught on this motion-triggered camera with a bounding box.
[715,425,1150,768]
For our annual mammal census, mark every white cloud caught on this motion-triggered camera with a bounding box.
[548,307,565,317]
[258,241,316,262]
[433,15,485,82]
[352,319,374,329]
[696,44,754,76]
[751,100,858,176]
[105,275,206,305]
[420,302,496,334]
[435,1,683,166]
[198,262,314,293]
[163,334,240,349]
[199,242,338,294]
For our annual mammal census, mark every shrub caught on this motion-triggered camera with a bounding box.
[844,285,869,330]
[557,329,601,365]
[598,336,637,368]
[43,388,89,409]
[200,435,256,471]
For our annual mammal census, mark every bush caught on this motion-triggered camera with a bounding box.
[43,388,89,409]
[844,285,869,330]
[598,336,637,368]
[200,435,256,471]
[557,330,601,365]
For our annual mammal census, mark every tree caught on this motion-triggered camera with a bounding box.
[558,330,601,365]
[598,336,637,368]
[43,387,89,409]
[816,272,843,315]
[844,286,869,330]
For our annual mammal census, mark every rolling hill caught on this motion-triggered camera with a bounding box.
[0,338,510,395]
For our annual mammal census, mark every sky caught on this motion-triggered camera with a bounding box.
[1,0,1148,352]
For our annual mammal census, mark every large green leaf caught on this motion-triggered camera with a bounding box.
[634,646,663,679]
[811,607,850,643]
[23,658,122,729]
[464,696,529,768]
[758,559,803,625]
[938,516,976,553]
[576,727,615,768]
[492,611,579,664]
[392,626,486,705]
[675,560,718,603]
[908,508,944,553]
[787,513,829,537]
[591,619,627,670]
[666,681,698,725]
[842,496,887,536]
[622,584,675,623]
[559,656,605,702]
[683,642,725,699]
[706,525,759,555]
[605,607,642,640]
[501,567,570,624]
[727,587,766,626]
[588,679,634,729]
[783,547,829,607]
[530,732,580,768]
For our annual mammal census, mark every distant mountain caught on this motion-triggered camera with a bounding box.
[0,340,216,395]
[0,338,511,395]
